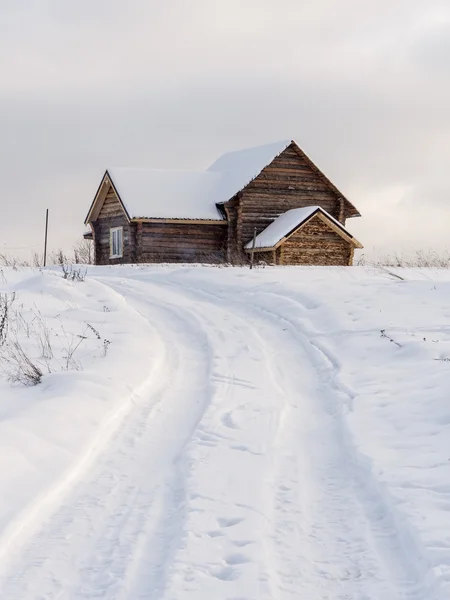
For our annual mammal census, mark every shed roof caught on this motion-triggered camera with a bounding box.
[245,207,363,250]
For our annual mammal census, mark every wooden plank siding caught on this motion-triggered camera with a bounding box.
[277,215,353,266]
[91,185,227,264]
[224,144,349,264]
[137,221,227,263]
[223,198,241,263]
[92,186,134,265]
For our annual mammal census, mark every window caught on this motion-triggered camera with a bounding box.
[110,227,123,258]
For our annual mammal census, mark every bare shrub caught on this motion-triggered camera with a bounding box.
[30,310,54,363]
[380,329,402,348]
[62,265,87,282]
[1,340,43,386]
[0,298,110,386]
[0,253,42,269]
[52,249,69,266]
[73,238,93,265]
[103,339,111,356]
[358,250,450,268]
[85,323,111,357]
[53,250,87,281]
[32,252,43,268]
[58,323,95,371]
[50,239,93,268]
[0,293,15,347]
[0,254,30,269]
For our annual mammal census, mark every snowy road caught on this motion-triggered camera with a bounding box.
[0,268,447,599]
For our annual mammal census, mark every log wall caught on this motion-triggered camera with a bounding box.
[232,144,347,262]
[277,215,353,266]
[138,221,227,263]
[92,185,226,265]
[92,186,134,264]
[223,198,241,263]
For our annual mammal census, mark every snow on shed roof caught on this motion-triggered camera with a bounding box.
[245,206,361,250]
[102,140,293,221]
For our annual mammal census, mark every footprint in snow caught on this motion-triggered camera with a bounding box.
[221,412,239,430]
[225,553,251,565]
[207,530,225,538]
[232,540,254,548]
[212,566,240,581]
[217,516,244,528]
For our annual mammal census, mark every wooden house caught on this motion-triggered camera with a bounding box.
[84,140,362,266]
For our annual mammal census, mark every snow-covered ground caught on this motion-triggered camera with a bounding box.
[0,264,449,599]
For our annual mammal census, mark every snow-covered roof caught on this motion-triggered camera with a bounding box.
[86,139,359,223]
[245,206,361,250]
[107,168,224,220]
[100,140,293,221]
[207,140,291,204]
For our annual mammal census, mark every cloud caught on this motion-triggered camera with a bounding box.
[412,22,450,72]
[0,0,449,259]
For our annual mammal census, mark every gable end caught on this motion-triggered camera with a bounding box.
[84,171,130,225]
[233,141,359,218]
[289,142,360,218]
[246,208,362,252]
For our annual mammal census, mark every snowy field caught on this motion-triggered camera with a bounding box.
[0,264,449,599]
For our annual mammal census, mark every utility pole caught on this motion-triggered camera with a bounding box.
[250,227,256,270]
[43,209,49,267]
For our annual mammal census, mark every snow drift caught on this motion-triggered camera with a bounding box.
[0,264,448,599]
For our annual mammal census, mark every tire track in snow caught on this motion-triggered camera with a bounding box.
[105,279,221,600]
[158,274,444,600]
[247,292,444,599]
[0,286,168,579]
[153,277,382,598]
[248,288,445,599]
[109,277,285,600]
[1,271,443,599]
[0,281,216,599]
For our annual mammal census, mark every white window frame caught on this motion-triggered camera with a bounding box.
[110,226,123,259]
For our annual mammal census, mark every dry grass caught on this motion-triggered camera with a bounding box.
[0,289,110,386]
[0,239,94,269]
[356,250,450,268]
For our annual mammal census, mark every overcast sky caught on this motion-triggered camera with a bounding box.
[1,0,449,260]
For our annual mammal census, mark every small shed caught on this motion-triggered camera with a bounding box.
[245,207,362,265]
